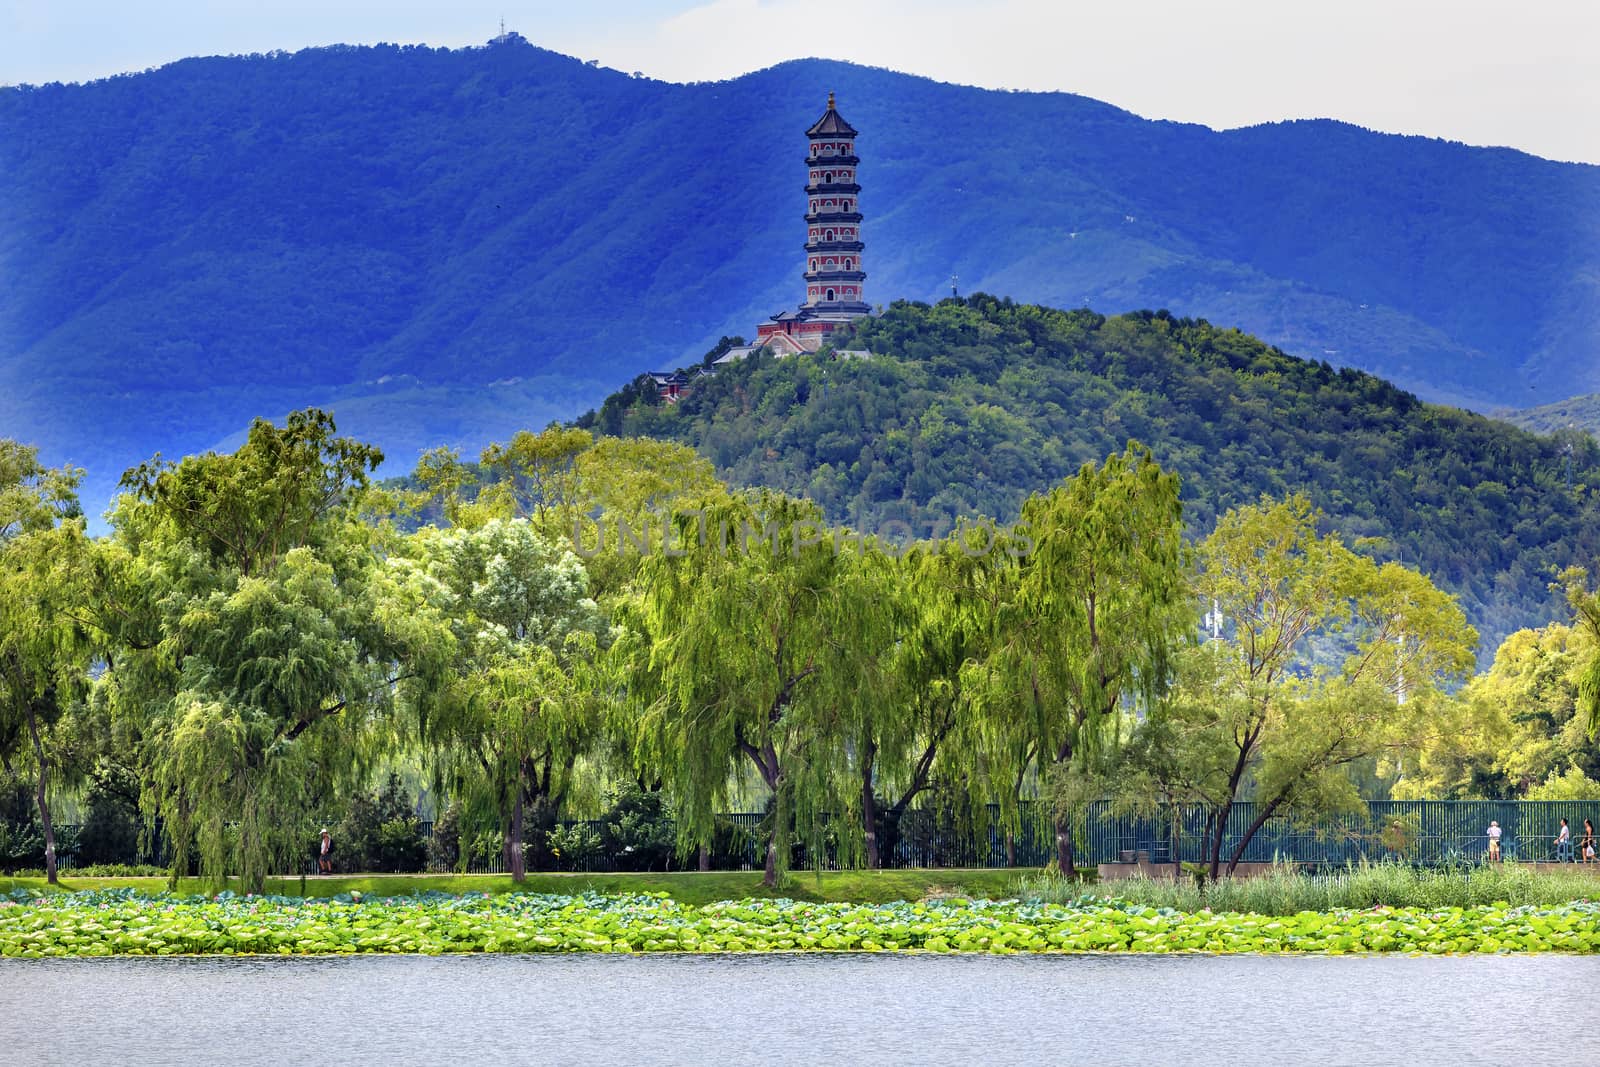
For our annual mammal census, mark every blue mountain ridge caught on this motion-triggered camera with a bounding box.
[2,37,1597,515]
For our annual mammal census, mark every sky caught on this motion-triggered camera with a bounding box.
[2,0,1597,165]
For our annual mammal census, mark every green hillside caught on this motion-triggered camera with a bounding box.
[585,296,1600,654]
[1504,394,1600,438]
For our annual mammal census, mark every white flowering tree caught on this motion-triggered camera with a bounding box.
[394,518,609,881]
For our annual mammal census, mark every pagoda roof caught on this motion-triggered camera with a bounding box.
[806,92,858,137]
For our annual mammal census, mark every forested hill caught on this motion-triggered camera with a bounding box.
[585,297,1600,654]
[1506,394,1600,439]
[4,36,1598,515]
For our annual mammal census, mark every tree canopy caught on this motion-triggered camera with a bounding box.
[3,406,1588,888]
[99,413,434,891]
[596,299,1600,659]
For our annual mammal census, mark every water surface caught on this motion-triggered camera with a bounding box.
[2,953,1594,1065]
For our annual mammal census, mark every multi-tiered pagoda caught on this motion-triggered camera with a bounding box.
[750,92,872,355]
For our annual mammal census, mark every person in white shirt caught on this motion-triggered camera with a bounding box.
[1486,821,1501,862]
[1555,819,1572,863]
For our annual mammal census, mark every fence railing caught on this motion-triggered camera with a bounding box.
[406,808,1055,874]
[33,799,1600,875]
[1083,799,1600,867]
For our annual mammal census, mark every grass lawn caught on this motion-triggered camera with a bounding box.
[1,868,1047,906]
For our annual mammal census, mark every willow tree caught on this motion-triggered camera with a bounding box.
[622,490,864,886]
[1191,494,1476,877]
[567,436,726,598]
[1564,568,1600,740]
[411,429,724,597]
[979,445,1191,878]
[0,441,92,883]
[103,410,438,891]
[392,517,608,881]
[850,533,996,868]
[478,425,594,527]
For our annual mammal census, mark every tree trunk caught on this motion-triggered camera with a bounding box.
[861,740,880,869]
[508,787,527,883]
[763,833,779,887]
[26,704,57,885]
[763,759,785,889]
[736,731,785,888]
[1170,810,1182,880]
[1054,813,1076,879]
[1210,739,1256,878]
[1051,733,1077,878]
[1005,833,1016,868]
[698,842,710,872]
[1225,794,1287,876]
[1208,801,1231,880]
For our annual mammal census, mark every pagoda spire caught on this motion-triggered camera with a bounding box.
[802,93,868,312]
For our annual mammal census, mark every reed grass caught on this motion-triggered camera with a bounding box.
[1017,860,1600,913]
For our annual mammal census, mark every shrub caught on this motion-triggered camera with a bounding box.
[547,824,602,872]
[332,774,427,873]
[75,764,147,867]
[466,827,505,871]
[61,863,167,877]
[599,783,676,871]
[374,817,428,873]
[0,822,43,874]
[1376,813,1422,858]
[427,802,461,871]
[0,779,42,873]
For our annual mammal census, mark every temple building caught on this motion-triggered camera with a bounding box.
[723,93,872,362]
[644,93,872,400]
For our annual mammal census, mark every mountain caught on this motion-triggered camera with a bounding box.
[4,37,1598,513]
[584,296,1600,657]
[1504,394,1600,438]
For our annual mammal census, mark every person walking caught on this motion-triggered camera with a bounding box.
[319,828,334,874]
[1486,820,1502,862]
[1555,818,1573,863]
[1582,819,1596,864]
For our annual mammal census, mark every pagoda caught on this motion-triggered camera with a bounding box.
[748,92,872,356]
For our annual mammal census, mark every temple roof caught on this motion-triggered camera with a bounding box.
[805,92,858,138]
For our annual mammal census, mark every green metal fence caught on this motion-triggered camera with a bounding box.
[40,799,1600,875]
[1083,800,1600,867]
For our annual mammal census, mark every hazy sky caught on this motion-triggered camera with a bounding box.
[4,0,1596,164]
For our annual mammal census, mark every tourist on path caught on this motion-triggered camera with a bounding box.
[1555,818,1572,863]
[319,828,334,874]
[1486,821,1501,862]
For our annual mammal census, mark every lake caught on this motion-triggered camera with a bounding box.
[2,953,1596,1065]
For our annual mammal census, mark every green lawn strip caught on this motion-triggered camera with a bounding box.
[5,892,1600,957]
[0,868,1041,907]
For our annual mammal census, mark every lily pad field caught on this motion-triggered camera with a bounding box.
[6,889,1600,957]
